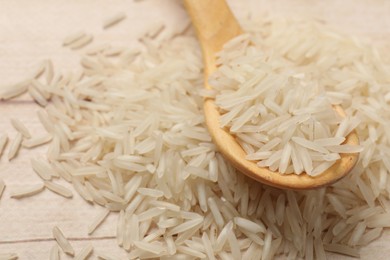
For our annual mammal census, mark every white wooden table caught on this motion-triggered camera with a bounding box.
[0,0,389,259]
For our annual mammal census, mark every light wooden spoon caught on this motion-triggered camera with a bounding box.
[184,0,359,189]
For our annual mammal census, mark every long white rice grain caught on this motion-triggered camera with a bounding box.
[143,228,166,244]
[88,208,110,234]
[103,46,126,57]
[53,226,75,256]
[208,197,225,228]
[279,142,292,173]
[8,133,23,160]
[358,227,383,246]
[72,179,94,203]
[49,245,60,260]
[356,177,376,208]
[36,109,54,133]
[366,213,390,228]
[0,79,30,100]
[0,134,8,158]
[327,145,364,153]
[183,239,204,255]
[103,12,126,29]
[74,244,93,260]
[295,144,313,174]
[44,181,73,198]
[314,237,326,260]
[31,158,52,180]
[227,229,241,260]
[10,118,31,139]
[125,194,143,214]
[202,232,216,260]
[97,187,123,202]
[327,194,347,218]
[69,35,93,50]
[10,183,44,199]
[0,179,5,200]
[176,246,206,258]
[63,31,86,46]
[311,161,336,176]
[85,182,108,206]
[117,210,125,246]
[96,252,118,260]
[86,43,110,55]
[0,253,18,260]
[323,243,359,257]
[133,241,165,255]
[314,137,346,146]
[149,200,180,212]
[292,137,329,154]
[234,217,266,233]
[137,187,164,198]
[348,222,366,246]
[158,218,180,229]
[44,59,54,84]
[165,235,176,255]
[240,228,265,246]
[22,134,52,148]
[138,207,165,222]
[167,218,203,236]
[31,60,46,79]
[146,23,165,38]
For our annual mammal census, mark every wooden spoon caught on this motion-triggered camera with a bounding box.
[184,0,359,189]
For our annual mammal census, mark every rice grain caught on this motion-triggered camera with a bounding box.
[10,183,44,199]
[8,133,23,160]
[103,12,126,29]
[88,208,110,234]
[53,226,75,256]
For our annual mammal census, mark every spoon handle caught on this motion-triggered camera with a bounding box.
[184,0,242,74]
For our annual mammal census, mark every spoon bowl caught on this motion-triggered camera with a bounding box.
[184,0,359,189]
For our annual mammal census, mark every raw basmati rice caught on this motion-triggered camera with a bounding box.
[31,60,46,79]
[0,134,8,158]
[44,181,73,198]
[22,134,52,148]
[0,79,30,100]
[0,253,18,260]
[52,226,75,256]
[103,46,126,57]
[10,118,31,139]
[69,35,93,50]
[234,217,266,233]
[102,12,126,29]
[2,5,390,259]
[10,183,44,199]
[74,244,93,260]
[86,43,110,56]
[96,252,119,260]
[88,208,110,234]
[72,179,94,203]
[49,245,59,260]
[31,158,53,180]
[63,31,86,46]
[29,84,48,106]
[0,179,5,200]
[176,245,206,258]
[8,133,23,160]
[44,59,54,84]
[212,34,362,175]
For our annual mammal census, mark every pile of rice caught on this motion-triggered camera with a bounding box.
[210,33,362,176]
[1,8,390,260]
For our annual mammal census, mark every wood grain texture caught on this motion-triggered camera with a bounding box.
[0,0,389,259]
